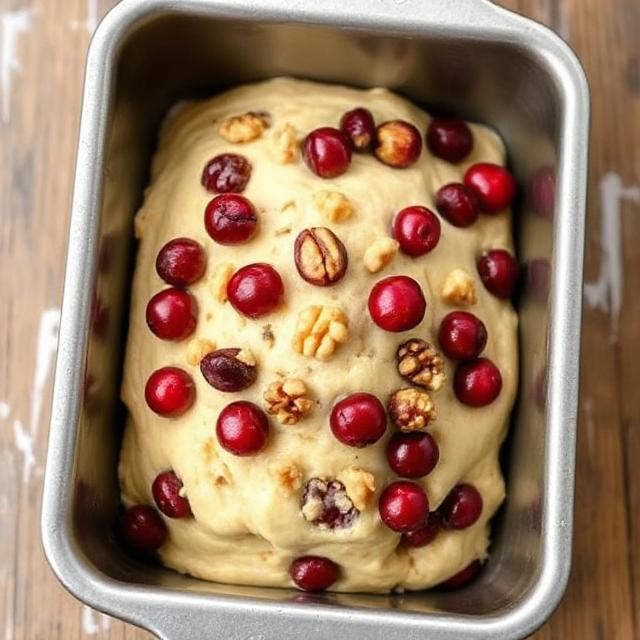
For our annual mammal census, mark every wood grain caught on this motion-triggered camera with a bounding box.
[0,0,638,638]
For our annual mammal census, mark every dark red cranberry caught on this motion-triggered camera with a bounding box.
[401,512,441,548]
[120,505,167,552]
[386,432,439,478]
[152,471,192,518]
[368,275,426,332]
[146,288,197,341]
[393,206,441,257]
[378,481,429,533]
[438,311,488,361]
[303,127,351,178]
[464,163,516,213]
[330,392,387,448]
[454,358,502,407]
[439,484,483,529]
[373,120,422,168]
[440,560,482,589]
[156,238,206,287]
[340,107,375,152]
[145,367,195,417]
[227,263,284,318]
[289,556,339,592]
[204,194,258,245]
[200,348,256,392]
[426,117,473,163]
[477,249,519,298]
[201,153,252,193]
[435,183,480,228]
[302,478,359,529]
[216,401,269,456]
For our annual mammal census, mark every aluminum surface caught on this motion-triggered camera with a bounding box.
[42,0,589,638]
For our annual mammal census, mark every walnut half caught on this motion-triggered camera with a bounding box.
[396,339,446,391]
[263,378,314,425]
[219,111,269,143]
[388,388,436,432]
[441,269,477,306]
[292,305,349,361]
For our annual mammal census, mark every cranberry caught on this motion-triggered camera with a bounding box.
[145,367,195,417]
[435,183,480,228]
[340,107,375,152]
[401,512,441,548]
[393,206,441,257]
[530,166,555,219]
[454,358,502,407]
[330,392,387,447]
[373,120,422,168]
[378,481,429,533]
[302,478,359,529]
[120,505,167,552]
[303,127,351,178]
[440,484,483,529]
[204,194,258,245]
[289,556,339,592]
[156,238,206,287]
[201,153,252,193]
[216,401,269,456]
[146,288,197,341]
[368,275,426,332]
[227,263,284,318]
[464,163,516,213]
[152,470,192,518]
[477,249,519,298]
[426,117,473,163]
[438,311,487,361]
[440,560,482,589]
[200,348,256,392]
[386,432,439,478]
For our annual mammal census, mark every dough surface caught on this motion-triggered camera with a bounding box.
[119,78,518,592]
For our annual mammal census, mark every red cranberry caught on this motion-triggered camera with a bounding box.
[200,348,257,392]
[368,275,426,332]
[438,311,487,361]
[373,120,422,168]
[378,481,429,533]
[289,556,339,592]
[303,127,351,178]
[464,163,516,213]
[152,470,192,518]
[145,367,195,417]
[205,194,258,245]
[530,166,555,219]
[146,288,197,341]
[426,117,473,163]
[439,484,483,529]
[386,432,439,478]
[401,512,441,548]
[393,206,441,257]
[454,358,502,407]
[440,560,482,589]
[227,263,284,318]
[156,238,206,287]
[435,183,480,228]
[216,401,269,456]
[120,505,167,552]
[477,249,519,298]
[330,392,387,448]
[340,107,375,152]
[201,153,252,193]
[302,478,359,529]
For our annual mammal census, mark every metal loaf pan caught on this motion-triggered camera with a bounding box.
[42,1,589,638]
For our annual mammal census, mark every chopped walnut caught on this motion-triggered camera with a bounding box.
[263,378,314,425]
[292,305,349,361]
[262,324,275,348]
[313,190,354,223]
[269,460,302,496]
[388,388,436,432]
[236,348,256,367]
[441,269,477,306]
[269,123,299,164]
[209,263,234,303]
[218,111,269,143]
[396,339,446,391]
[301,478,359,529]
[202,438,232,486]
[337,467,376,511]
[363,238,399,273]
[186,337,216,366]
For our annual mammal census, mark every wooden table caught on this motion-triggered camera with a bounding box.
[1,0,638,637]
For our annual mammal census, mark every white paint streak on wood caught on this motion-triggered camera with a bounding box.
[0,402,9,419]
[81,605,111,635]
[70,0,98,34]
[12,419,35,484]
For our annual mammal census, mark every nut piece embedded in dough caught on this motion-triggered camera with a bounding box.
[294,227,348,286]
[337,467,376,511]
[269,123,300,164]
[301,478,359,529]
[209,263,235,303]
[396,339,446,391]
[219,111,269,143]
[269,460,303,496]
[441,269,478,306]
[313,190,354,223]
[388,388,436,432]
[263,378,314,425]
[186,337,216,366]
[363,238,399,273]
[292,305,349,361]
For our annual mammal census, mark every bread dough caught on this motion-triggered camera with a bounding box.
[119,78,518,593]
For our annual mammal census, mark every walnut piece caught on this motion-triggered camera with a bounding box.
[292,305,349,361]
[269,123,299,164]
[396,339,446,391]
[209,263,234,303]
[441,269,477,306]
[186,337,216,366]
[388,388,436,432]
[363,238,399,273]
[263,378,314,425]
[301,478,359,529]
[269,460,302,496]
[337,467,376,511]
[313,190,354,223]
[219,111,269,143]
